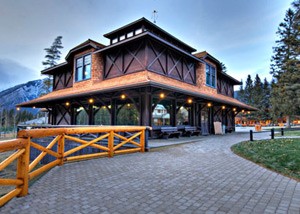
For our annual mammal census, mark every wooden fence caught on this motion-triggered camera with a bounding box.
[0,126,148,206]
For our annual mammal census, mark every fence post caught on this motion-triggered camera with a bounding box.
[140,129,145,153]
[145,128,149,152]
[108,130,114,157]
[250,130,253,141]
[17,138,30,197]
[271,128,274,139]
[57,134,65,166]
[281,128,284,136]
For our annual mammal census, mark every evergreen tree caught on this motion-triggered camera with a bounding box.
[42,36,63,95]
[252,74,264,120]
[270,3,300,127]
[261,78,271,120]
[243,75,254,105]
[42,36,63,68]
[237,79,245,102]
[220,62,227,73]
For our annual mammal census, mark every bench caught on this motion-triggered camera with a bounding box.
[178,126,201,137]
[159,127,181,139]
[225,126,234,133]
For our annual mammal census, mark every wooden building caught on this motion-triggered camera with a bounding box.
[18,18,256,135]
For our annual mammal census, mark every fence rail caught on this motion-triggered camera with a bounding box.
[0,126,149,206]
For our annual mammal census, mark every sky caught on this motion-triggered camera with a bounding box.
[0,0,294,91]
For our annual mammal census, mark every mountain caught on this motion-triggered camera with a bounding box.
[0,79,45,113]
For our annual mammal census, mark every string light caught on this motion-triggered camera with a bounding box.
[66,102,70,106]
[88,98,94,104]
[159,93,165,99]
[222,106,226,110]
[121,94,126,99]
[207,103,212,107]
[187,98,193,104]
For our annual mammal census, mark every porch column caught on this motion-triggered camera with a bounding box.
[209,106,214,134]
[111,99,117,125]
[171,99,177,126]
[140,89,152,126]
[88,104,94,125]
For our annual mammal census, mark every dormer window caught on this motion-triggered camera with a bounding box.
[206,63,216,88]
[127,32,133,38]
[112,38,118,44]
[120,35,126,41]
[135,28,143,35]
[75,54,91,82]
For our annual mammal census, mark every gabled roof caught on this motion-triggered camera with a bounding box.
[104,17,196,53]
[41,39,105,75]
[65,39,105,60]
[96,31,204,64]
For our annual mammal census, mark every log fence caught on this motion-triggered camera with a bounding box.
[0,126,148,206]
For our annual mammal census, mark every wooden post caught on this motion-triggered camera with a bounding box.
[17,138,30,197]
[140,129,145,153]
[57,134,65,166]
[108,130,114,157]
[271,128,274,139]
[281,128,284,136]
[250,130,253,141]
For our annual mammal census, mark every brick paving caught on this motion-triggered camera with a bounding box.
[1,132,300,213]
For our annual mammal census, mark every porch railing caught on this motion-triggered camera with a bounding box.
[0,126,148,206]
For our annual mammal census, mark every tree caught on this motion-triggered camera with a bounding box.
[220,62,227,73]
[243,75,254,106]
[261,78,271,120]
[270,3,300,127]
[237,79,245,102]
[42,36,63,68]
[42,36,63,94]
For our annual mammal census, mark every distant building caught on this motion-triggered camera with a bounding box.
[18,18,256,135]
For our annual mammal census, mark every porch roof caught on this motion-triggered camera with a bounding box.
[17,71,257,111]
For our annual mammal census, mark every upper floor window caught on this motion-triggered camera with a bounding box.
[206,63,216,88]
[76,54,91,82]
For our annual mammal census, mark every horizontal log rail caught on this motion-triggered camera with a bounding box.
[0,126,149,207]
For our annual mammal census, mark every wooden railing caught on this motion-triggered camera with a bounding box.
[0,126,148,206]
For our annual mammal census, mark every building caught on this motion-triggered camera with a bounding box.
[17,17,256,135]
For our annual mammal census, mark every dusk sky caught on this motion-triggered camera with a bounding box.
[0,0,293,91]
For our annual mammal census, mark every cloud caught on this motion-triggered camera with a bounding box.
[0,59,38,91]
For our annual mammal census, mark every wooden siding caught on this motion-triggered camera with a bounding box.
[53,70,73,91]
[104,38,196,85]
[217,77,234,97]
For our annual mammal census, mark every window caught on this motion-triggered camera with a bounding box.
[119,35,126,41]
[76,54,91,82]
[127,32,133,38]
[112,38,118,44]
[206,63,216,87]
[135,28,142,35]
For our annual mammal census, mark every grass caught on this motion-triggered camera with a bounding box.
[275,130,300,137]
[232,138,300,181]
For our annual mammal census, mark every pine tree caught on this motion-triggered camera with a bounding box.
[237,79,245,102]
[42,36,63,95]
[270,3,300,127]
[220,62,227,73]
[261,78,271,121]
[252,74,264,120]
[243,75,254,105]
[42,36,63,68]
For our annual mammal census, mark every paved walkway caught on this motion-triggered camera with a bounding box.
[2,132,300,214]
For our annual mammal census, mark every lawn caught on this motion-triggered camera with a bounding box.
[275,130,300,136]
[231,138,300,181]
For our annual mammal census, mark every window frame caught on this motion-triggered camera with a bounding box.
[205,63,216,88]
[75,53,92,82]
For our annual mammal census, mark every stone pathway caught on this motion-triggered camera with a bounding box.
[1,132,300,213]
